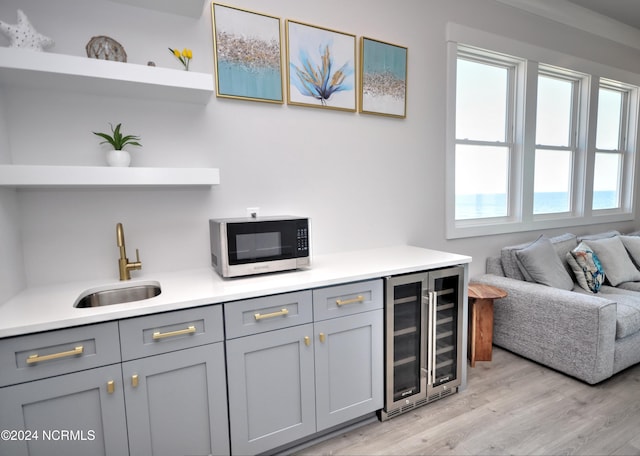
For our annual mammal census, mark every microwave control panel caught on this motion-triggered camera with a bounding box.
[296,220,309,256]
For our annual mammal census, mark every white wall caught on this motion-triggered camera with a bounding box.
[0,0,639,291]
[0,83,26,301]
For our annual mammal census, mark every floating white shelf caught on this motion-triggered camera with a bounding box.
[0,165,220,188]
[0,47,213,104]
[108,0,207,18]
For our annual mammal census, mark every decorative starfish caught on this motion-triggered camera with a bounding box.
[0,9,54,51]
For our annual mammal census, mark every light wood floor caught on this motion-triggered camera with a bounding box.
[299,347,640,455]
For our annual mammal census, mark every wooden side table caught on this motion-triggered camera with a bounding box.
[468,283,507,367]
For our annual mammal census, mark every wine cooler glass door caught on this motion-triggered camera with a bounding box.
[385,274,428,408]
[429,268,464,387]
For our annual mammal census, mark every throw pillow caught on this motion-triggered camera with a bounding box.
[514,236,574,290]
[566,242,605,293]
[620,235,640,268]
[501,233,577,281]
[584,236,640,286]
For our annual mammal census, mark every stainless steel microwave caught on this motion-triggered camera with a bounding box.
[209,216,310,278]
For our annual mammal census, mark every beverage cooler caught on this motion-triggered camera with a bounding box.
[380,266,465,420]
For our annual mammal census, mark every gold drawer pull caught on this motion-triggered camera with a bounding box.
[319,332,326,343]
[132,374,139,388]
[336,295,364,306]
[26,345,84,364]
[254,308,289,321]
[107,380,115,394]
[304,336,311,347]
[152,325,196,340]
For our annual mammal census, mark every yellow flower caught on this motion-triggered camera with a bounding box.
[169,47,192,71]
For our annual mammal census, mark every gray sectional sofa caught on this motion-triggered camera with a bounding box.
[474,230,640,384]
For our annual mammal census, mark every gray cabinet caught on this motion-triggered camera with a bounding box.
[225,291,315,455]
[226,323,317,455]
[225,281,383,455]
[314,310,383,431]
[0,323,128,456]
[0,306,229,456]
[0,365,128,456]
[122,343,229,456]
[119,305,229,456]
[312,280,384,431]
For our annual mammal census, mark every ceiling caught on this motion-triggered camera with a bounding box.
[567,0,640,30]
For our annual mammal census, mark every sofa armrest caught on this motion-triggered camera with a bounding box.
[472,274,617,384]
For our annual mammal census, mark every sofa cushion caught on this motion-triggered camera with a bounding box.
[486,257,505,276]
[514,236,574,290]
[620,235,640,268]
[566,242,605,293]
[598,286,640,339]
[578,230,620,241]
[501,233,577,281]
[584,236,640,286]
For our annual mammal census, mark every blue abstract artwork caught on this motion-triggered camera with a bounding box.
[287,20,356,111]
[213,4,283,103]
[360,37,407,117]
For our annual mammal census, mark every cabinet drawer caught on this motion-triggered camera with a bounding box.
[224,291,312,339]
[119,305,223,361]
[313,279,383,321]
[0,322,121,387]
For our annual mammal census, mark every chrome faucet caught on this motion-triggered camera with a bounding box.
[116,222,142,280]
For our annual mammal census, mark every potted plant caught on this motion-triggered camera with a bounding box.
[93,123,142,167]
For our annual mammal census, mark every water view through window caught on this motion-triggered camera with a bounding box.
[456,191,618,219]
[450,41,637,237]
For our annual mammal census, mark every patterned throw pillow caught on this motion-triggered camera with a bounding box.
[566,242,605,293]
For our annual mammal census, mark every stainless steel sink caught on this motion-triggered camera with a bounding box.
[74,282,161,308]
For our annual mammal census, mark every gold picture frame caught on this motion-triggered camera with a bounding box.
[359,37,408,118]
[286,20,356,112]
[212,3,284,103]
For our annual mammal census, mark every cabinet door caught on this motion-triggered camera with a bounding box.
[226,324,316,455]
[0,364,128,456]
[314,310,384,431]
[122,343,229,456]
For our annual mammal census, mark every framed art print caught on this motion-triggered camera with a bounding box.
[212,3,283,103]
[286,20,356,112]
[360,37,407,118]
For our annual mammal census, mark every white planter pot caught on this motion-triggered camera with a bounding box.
[106,149,131,167]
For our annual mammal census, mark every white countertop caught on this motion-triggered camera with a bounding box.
[0,245,471,338]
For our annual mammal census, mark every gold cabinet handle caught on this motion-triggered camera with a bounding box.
[304,336,310,346]
[26,345,84,364]
[131,374,139,388]
[107,380,115,394]
[152,325,196,340]
[319,333,326,343]
[336,295,364,306]
[254,308,289,321]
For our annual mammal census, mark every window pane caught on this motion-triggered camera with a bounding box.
[533,149,571,214]
[593,152,621,210]
[455,144,509,219]
[536,75,573,147]
[456,59,507,142]
[596,88,622,150]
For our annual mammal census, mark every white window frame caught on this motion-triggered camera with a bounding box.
[454,47,519,224]
[445,23,639,239]
[592,80,637,216]
[532,66,586,219]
